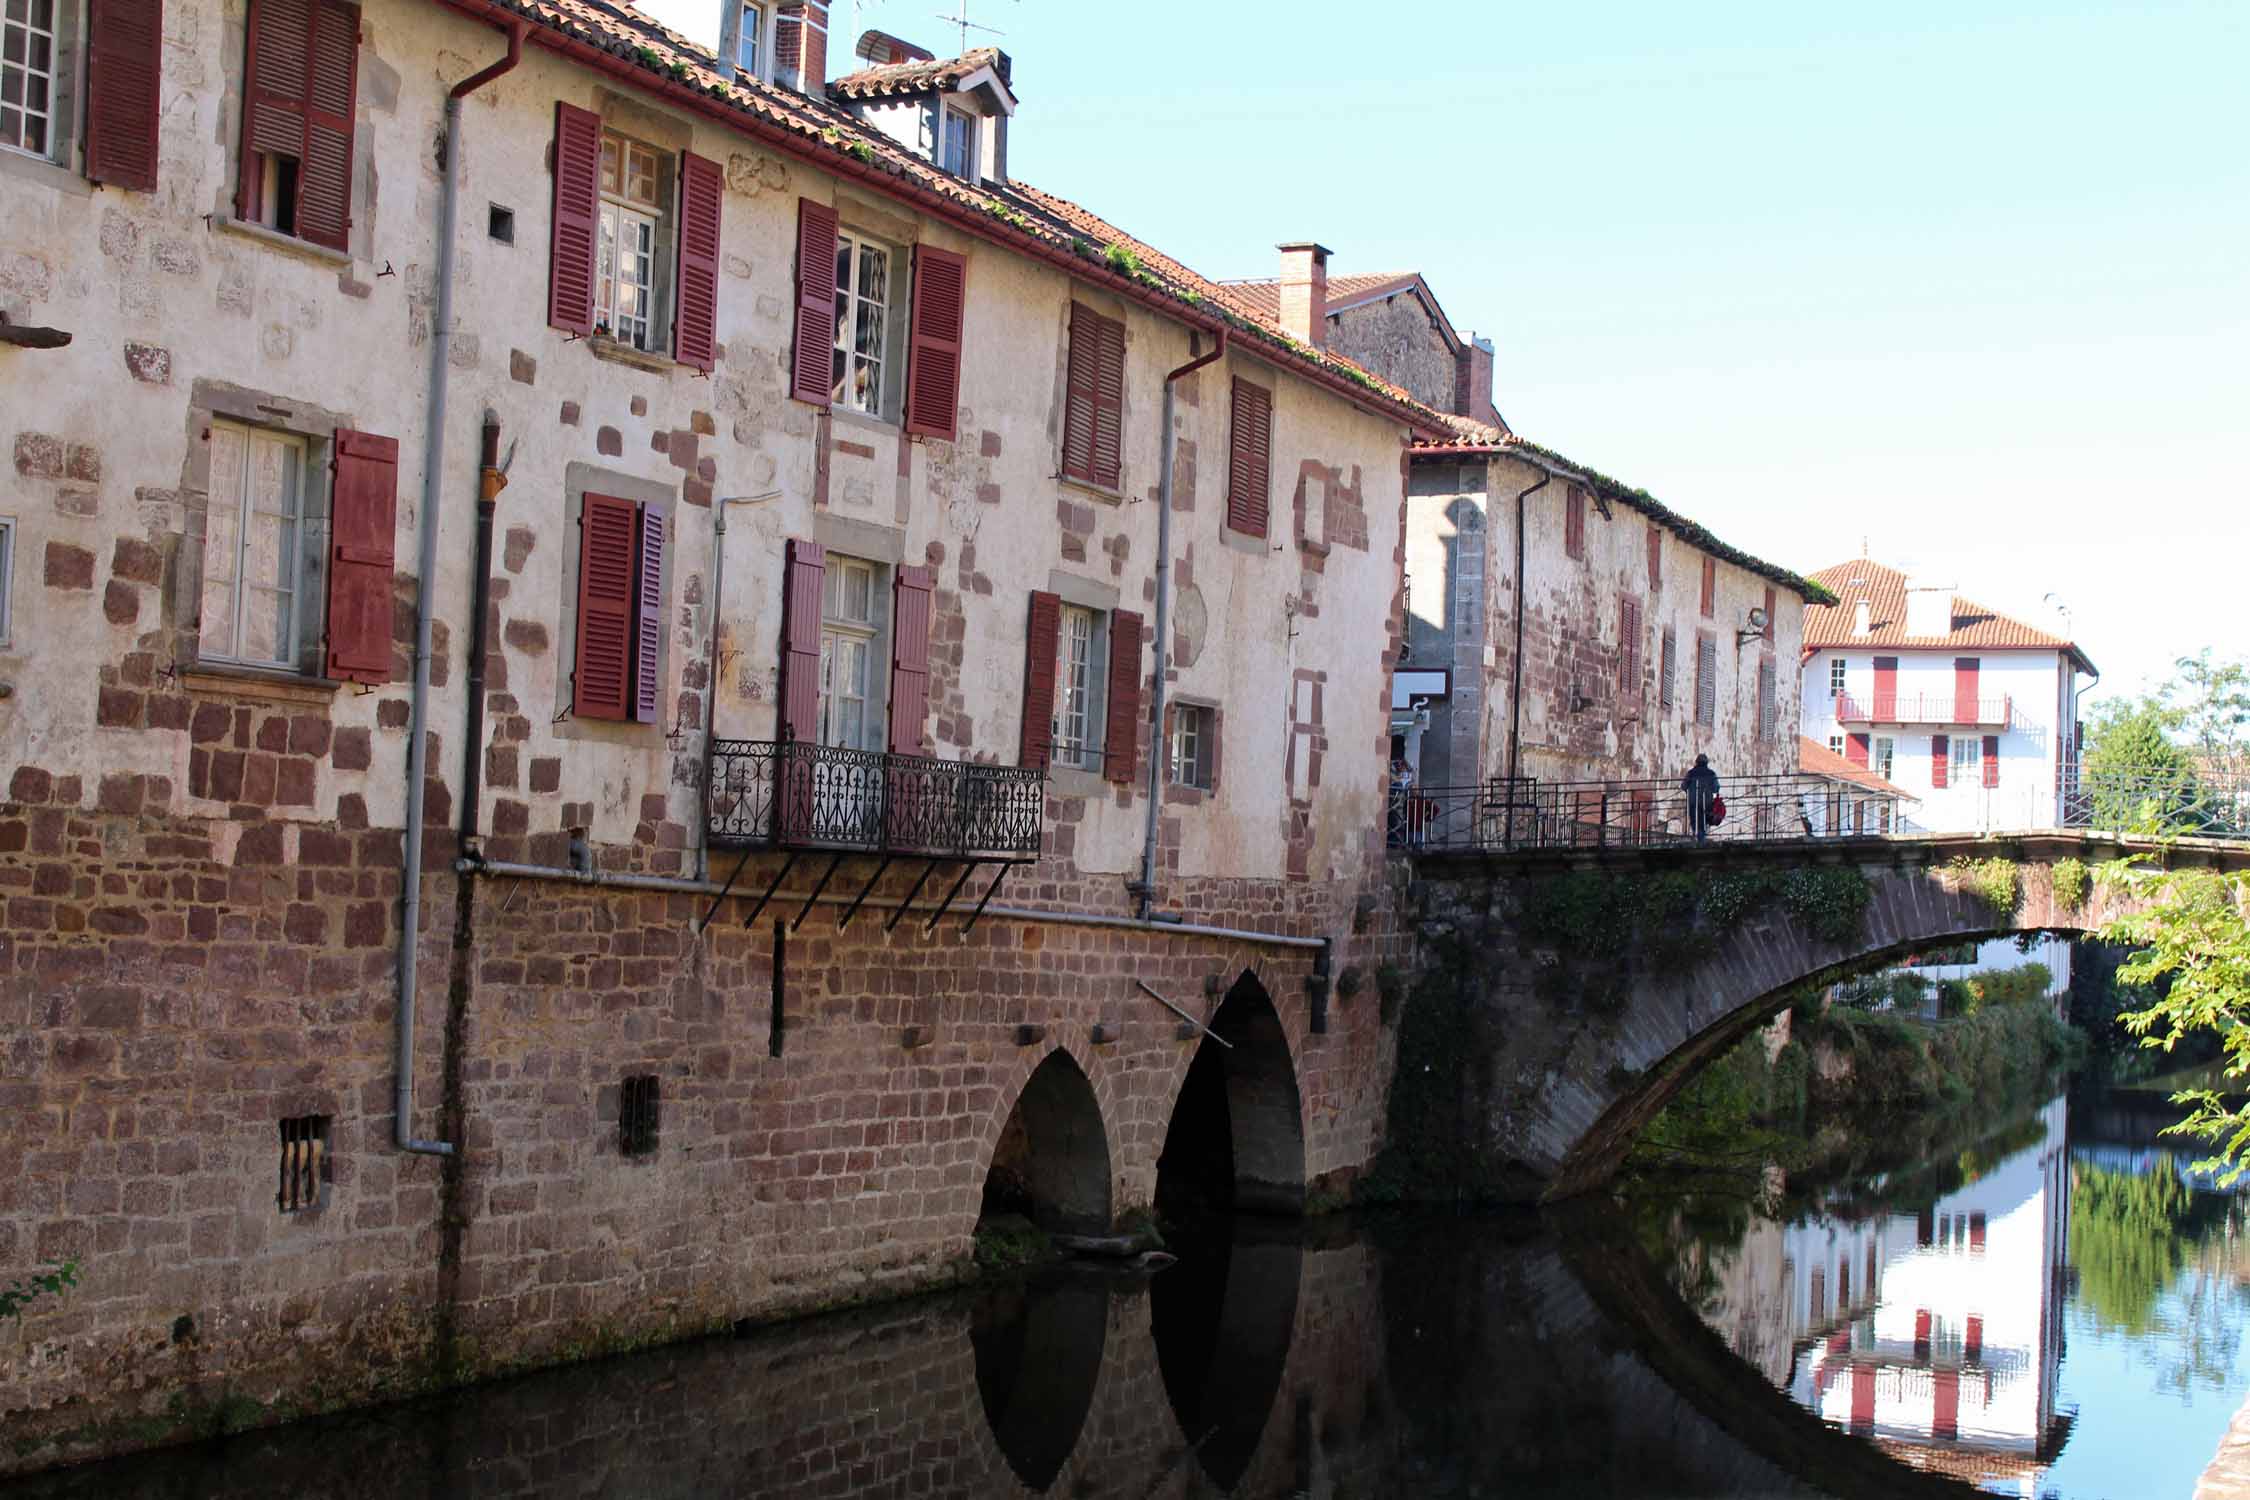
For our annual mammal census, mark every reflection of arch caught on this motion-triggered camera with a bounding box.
[971,1276,1110,1492]
[1152,1226,1305,1491]
[980,1049,1112,1234]
[1157,972,1307,1217]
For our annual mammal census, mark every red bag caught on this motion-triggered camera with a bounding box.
[1708,795,1727,827]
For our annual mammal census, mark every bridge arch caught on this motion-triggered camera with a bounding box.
[978,1047,1113,1234]
[1157,970,1308,1219]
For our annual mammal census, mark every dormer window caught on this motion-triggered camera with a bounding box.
[938,103,975,179]
[737,2,764,75]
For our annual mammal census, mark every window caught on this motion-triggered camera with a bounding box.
[237,0,360,250]
[2,0,58,159]
[938,102,975,179]
[571,492,666,722]
[1952,735,1982,781]
[597,131,664,350]
[1564,485,1584,560]
[831,229,897,417]
[1873,736,1895,780]
[1061,302,1125,489]
[277,1115,329,1213]
[817,555,886,750]
[1227,377,1272,538]
[1054,603,1101,771]
[1829,657,1847,697]
[619,1074,660,1158]
[736,1,763,75]
[1695,635,1717,728]
[1828,734,1845,756]
[1659,627,1677,710]
[1172,704,1214,790]
[201,422,309,670]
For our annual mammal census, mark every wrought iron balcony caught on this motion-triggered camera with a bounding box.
[705,739,1045,858]
[1832,692,2012,728]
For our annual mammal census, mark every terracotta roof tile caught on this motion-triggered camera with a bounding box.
[833,46,1003,99]
[1216,272,1420,327]
[1798,736,1917,801]
[1803,559,2094,672]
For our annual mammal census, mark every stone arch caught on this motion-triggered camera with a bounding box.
[978,1047,1113,1234]
[1156,970,1308,1218]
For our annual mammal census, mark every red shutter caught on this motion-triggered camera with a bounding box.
[1090,312,1125,490]
[1227,378,1271,538]
[574,495,638,721]
[1763,586,1776,641]
[548,102,601,336]
[777,538,826,741]
[1873,656,1898,719]
[1931,735,1949,789]
[672,150,722,371]
[631,506,665,723]
[1646,525,1661,587]
[86,0,164,191]
[294,0,359,251]
[1061,304,1098,484]
[887,565,934,754]
[904,245,967,439]
[790,199,838,405]
[1955,656,1980,723]
[1565,487,1584,559]
[1847,733,1869,768]
[236,0,306,222]
[1020,591,1060,769]
[322,429,397,684]
[1700,556,1716,617]
[1104,610,1142,786]
[1982,734,2000,788]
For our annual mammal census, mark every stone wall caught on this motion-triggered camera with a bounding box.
[1326,292,1460,415]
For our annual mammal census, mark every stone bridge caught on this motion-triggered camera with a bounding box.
[1398,829,2250,1202]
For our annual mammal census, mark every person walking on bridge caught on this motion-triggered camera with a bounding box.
[1682,754,1721,843]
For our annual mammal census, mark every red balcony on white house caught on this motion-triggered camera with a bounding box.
[1833,693,2012,728]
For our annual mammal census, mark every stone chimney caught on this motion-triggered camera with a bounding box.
[1453,335,1495,423]
[1852,598,1872,637]
[775,1,829,93]
[1903,580,1956,638]
[1276,242,1330,350]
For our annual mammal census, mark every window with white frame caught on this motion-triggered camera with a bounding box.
[938,103,976,179]
[1,0,59,159]
[1874,736,1895,780]
[596,131,666,351]
[1052,604,1103,772]
[1952,736,1981,782]
[1828,734,1845,757]
[201,422,309,669]
[1172,703,1214,790]
[736,1,764,75]
[1828,657,1847,698]
[818,555,886,751]
[831,229,900,418]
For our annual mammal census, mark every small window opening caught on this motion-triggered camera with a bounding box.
[488,203,515,244]
[257,153,301,236]
[278,1115,330,1213]
[620,1074,660,1157]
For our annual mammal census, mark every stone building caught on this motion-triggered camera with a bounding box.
[0,0,1443,1469]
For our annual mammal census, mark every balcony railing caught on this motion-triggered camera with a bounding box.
[706,739,1045,858]
[1390,773,1917,854]
[1833,693,2012,728]
[2060,765,2250,839]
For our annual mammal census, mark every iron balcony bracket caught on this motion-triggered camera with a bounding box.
[922,860,982,938]
[794,853,847,933]
[837,854,894,933]
[884,859,942,935]
[741,851,799,929]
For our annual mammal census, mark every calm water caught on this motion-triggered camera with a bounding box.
[7,1086,2244,1498]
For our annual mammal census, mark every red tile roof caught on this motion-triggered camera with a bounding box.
[1798,736,1917,801]
[429,0,1446,433]
[832,45,1004,100]
[1803,559,2094,672]
[1218,272,1424,327]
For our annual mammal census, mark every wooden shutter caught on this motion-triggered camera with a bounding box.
[1696,637,1717,726]
[1618,599,1640,696]
[888,565,934,754]
[777,538,826,740]
[548,102,601,336]
[904,245,967,439]
[574,494,638,721]
[1700,556,1716,617]
[790,199,838,405]
[1226,378,1271,538]
[1061,303,1099,484]
[1646,525,1661,587]
[672,150,723,371]
[321,429,397,684]
[1847,733,1870,768]
[1762,586,1776,641]
[295,0,358,251]
[86,0,164,191]
[1090,311,1124,489]
[236,0,304,222]
[1873,656,1898,719]
[1565,487,1584,559]
[1103,610,1142,786]
[1982,734,2000,788]
[1758,660,1776,739]
[1955,657,1980,723]
[630,506,665,723]
[1019,591,1060,769]
[1931,735,1949,789]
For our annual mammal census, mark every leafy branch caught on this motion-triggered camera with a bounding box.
[1,1259,80,1320]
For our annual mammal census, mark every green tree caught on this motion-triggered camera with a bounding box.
[2109,865,2250,1181]
[2080,698,2204,833]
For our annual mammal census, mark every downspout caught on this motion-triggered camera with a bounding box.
[395,19,522,1158]
[1137,328,1227,918]
[459,413,505,849]
[1505,469,1549,784]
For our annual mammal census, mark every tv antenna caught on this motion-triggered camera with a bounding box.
[934,0,1011,54]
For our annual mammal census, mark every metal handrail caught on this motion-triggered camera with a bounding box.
[1388,772,1913,854]
[2058,765,2250,840]
[707,739,1045,858]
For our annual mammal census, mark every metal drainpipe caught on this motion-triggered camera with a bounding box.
[696,492,783,882]
[459,414,504,847]
[394,20,522,1158]
[1137,328,1227,918]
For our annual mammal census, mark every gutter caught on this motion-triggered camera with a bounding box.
[1137,327,1227,917]
[456,855,1328,952]
[425,0,1444,440]
[394,17,523,1159]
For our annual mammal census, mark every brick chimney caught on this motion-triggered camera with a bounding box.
[1276,242,1330,349]
[1453,335,1495,424]
[775,1,829,93]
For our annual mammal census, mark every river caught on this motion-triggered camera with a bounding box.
[4,1080,2243,1498]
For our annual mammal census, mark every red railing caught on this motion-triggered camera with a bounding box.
[1832,693,2011,728]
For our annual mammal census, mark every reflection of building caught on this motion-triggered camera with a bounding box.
[1789,1097,2073,1496]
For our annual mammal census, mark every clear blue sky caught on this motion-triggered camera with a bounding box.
[644,0,2248,707]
